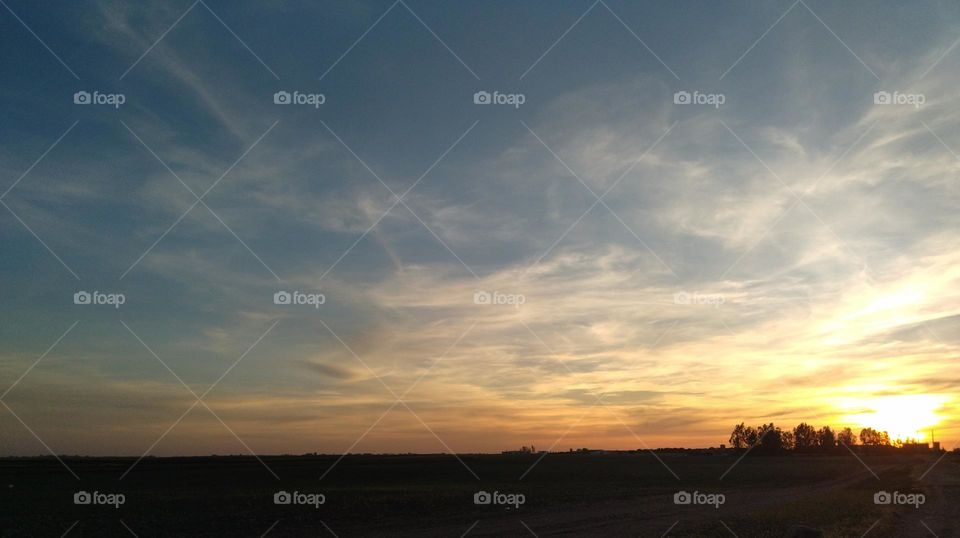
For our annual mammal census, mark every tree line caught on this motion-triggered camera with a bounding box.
[728,422,896,452]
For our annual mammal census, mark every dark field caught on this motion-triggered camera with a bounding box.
[2,452,958,537]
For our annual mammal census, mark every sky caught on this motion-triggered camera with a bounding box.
[1,0,959,457]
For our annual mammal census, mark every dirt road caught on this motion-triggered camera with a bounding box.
[892,457,960,537]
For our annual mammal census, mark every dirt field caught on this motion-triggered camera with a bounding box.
[1,452,956,536]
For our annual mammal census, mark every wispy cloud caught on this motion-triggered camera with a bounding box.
[3,0,960,454]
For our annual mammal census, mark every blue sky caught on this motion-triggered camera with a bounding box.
[2,0,960,456]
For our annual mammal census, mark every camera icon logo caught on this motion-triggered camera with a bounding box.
[673,292,690,305]
[673,491,692,505]
[474,490,492,504]
[274,491,292,504]
[274,91,291,105]
[73,91,91,105]
[673,91,691,105]
[473,91,491,105]
[74,291,91,305]
[473,291,491,305]
[74,491,92,504]
[874,491,892,504]
[274,291,291,305]
[874,91,891,105]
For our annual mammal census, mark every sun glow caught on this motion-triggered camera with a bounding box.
[839,395,948,442]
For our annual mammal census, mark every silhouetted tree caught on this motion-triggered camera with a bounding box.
[729,423,749,449]
[757,423,784,453]
[794,423,818,451]
[781,429,795,450]
[837,427,856,446]
[745,426,759,446]
[817,426,836,449]
[859,428,891,446]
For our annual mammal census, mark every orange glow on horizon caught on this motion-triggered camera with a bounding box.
[838,394,949,443]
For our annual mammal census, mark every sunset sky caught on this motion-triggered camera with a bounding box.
[2,0,959,457]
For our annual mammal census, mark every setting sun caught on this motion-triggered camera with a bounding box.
[840,395,949,442]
